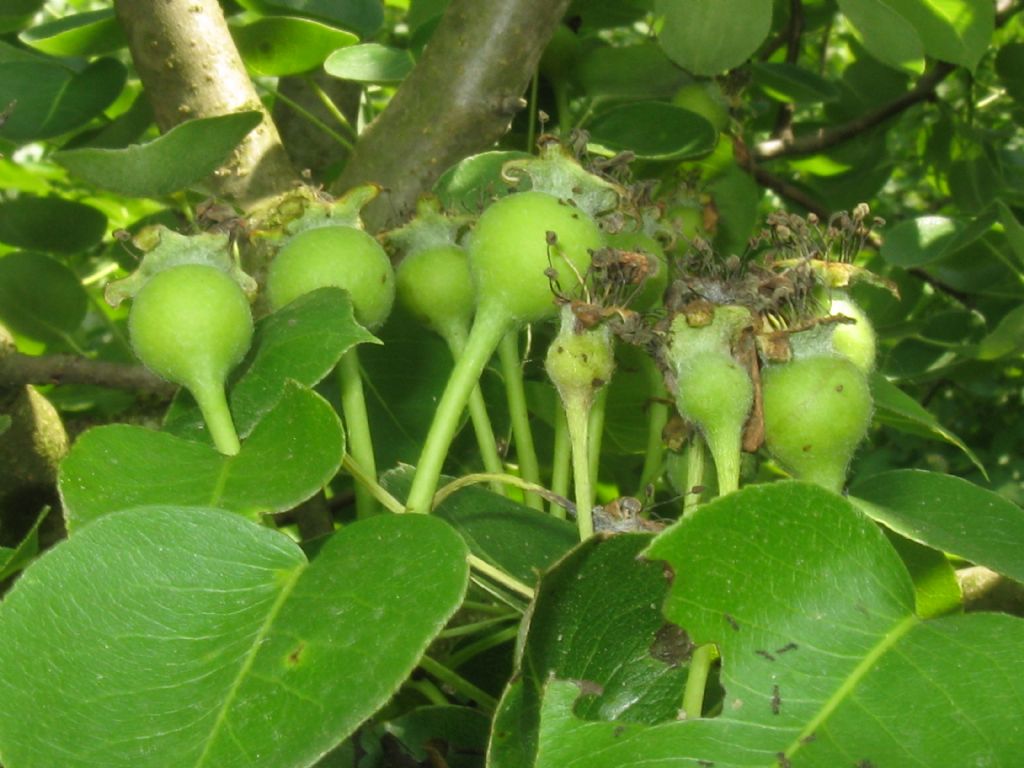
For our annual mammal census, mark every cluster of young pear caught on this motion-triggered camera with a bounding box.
[115,140,882,532]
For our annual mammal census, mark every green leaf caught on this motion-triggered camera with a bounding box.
[976,304,1024,360]
[837,0,925,74]
[18,9,126,57]
[851,469,1024,584]
[324,43,413,84]
[490,534,688,768]
[59,382,344,530]
[382,466,578,586]
[883,529,962,619]
[0,57,126,142]
[880,214,987,268]
[750,62,840,104]
[0,253,89,346]
[883,0,993,71]
[232,16,357,76]
[0,196,106,254]
[996,43,1024,105]
[654,0,772,76]
[996,200,1024,269]
[163,288,376,444]
[0,0,43,34]
[236,0,384,38]
[53,112,263,198]
[587,102,717,161]
[532,483,1024,767]
[869,372,986,476]
[572,43,689,101]
[434,150,532,213]
[0,508,468,767]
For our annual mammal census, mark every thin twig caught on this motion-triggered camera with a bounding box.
[0,352,175,397]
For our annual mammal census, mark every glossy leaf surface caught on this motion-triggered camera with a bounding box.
[0,508,468,767]
[851,469,1024,584]
[232,16,357,76]
[529,483,1024,767]
[655,0,772,76]
[59,382,344,529]
[587,102,717,161]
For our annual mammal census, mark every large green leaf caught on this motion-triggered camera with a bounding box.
[0,252,89,346]
[0,0,43,34]
[654,0,772,76]
[18,9,126,57]
[976,303,1024,360]
[750,62,840,104]
[53,112,263,198]
[433,150,531,213]
[0,57,126,142]
[837,0,925,73]
[531,483,1024,767]
[0,508,468,767]
[382,465,578,586]
[587,102,717,161]
[163,288,376,444]
[851,469,1024,584]
[489,534,688,768]
[571,43,689,101]
[884,0,993,71]
[232,16,357,76]
[869,372,985,474]
[0,196,106,254]
[996,43,1024,106]
[59,382,344,530]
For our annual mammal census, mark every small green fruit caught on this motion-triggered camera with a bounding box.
[469,191,604,324]
[130,265,252,395]
[762,355,872,492]
[396,245,475,339]
[267,226,396,330]
[129,264,253,455]
[830,295,876,373]
[545,306,615,407]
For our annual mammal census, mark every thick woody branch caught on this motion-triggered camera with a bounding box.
[114,0,299,205]
[0,352,175,399]
[334,0,572,231]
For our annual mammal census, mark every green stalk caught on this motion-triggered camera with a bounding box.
[706,428,742,497]
[406,309,510,514]
[419,655,498,712]
[563,390,594,539]
[194,383,240,456]
[550,404,571,519]
[498,330,543,510]
[684,435,707,518]
[338,349,377,518]
[587,386,608,490]
[681,645,714,719]
[638,357,670,493]
[445,327,506,492]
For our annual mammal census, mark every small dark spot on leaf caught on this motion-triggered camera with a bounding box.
[591,378,605,388]
[776,642,798,654]
[801,732,817,744]
[724,613,740,631]
[802,444,813,452]
[286,641,306,666]
[855,761,876,768]
[836,384,844,392]
[697,761,714,767]
[777,753,791,768]
[755,649,776,662]
[649,623,694,667]
[613,725,626,738]
[575,679,604,697]
[771,685,781,715]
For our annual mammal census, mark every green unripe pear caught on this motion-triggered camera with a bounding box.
[267,225,396,330]
[762,355,872,492]
[605,230,668,311]
[672,82,730,131]
[667,307,753,495]
[545,307,615,407]
[129,264,253,455]
[829,295,876,373]
[396,245,475,339]
[469,191,604,324]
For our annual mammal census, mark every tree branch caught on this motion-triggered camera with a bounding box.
[755,62,953,161]
[333,0,573,231]
[0,352,175,399]
[114,0,299,205]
